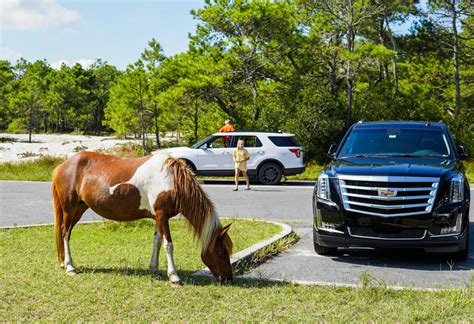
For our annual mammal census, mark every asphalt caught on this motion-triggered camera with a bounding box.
[1,180,473,289]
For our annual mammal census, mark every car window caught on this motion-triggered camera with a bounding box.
[268,136,299,147]
[207,136,228,148]
[339,128,453,158]
[191,136,213,148]
[231,136,262,148]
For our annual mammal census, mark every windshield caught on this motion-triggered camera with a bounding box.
[191,136,213,149]
[339,127,453,159]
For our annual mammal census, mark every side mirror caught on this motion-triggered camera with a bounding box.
[327,144,338,158]
[200,143,208,150]
[458,145,468,160]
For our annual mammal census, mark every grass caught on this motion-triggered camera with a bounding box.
[286,160,324,181]
[2,154,473,184]
[0,156,64,181]
[1,219,473,321]
[464,160,474,184]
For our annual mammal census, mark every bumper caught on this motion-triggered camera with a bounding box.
[314,228,467,253]
[314,199,469,253]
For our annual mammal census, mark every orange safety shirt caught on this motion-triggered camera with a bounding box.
[219,124,235,133]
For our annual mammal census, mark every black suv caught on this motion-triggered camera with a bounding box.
[313,121,470,260]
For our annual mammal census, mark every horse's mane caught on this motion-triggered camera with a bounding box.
[165,157,232,255]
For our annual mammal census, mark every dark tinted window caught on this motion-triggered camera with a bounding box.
[339,128,453,158]
[232,136,262,148]
[268,136,300,147]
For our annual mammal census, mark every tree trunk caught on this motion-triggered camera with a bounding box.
[213,95,242,125]
[28,105,34,143]
[385,16,399,105]
[451,0,461,117]
[95,101,104,136]
[378,18,389,81]
[345,15,354,128]
[194,98,198,141]
[139,97,146,154]
[251,79,259,121]
[346,77,353,128]
[154,100,160,149]
[329,35,339,95]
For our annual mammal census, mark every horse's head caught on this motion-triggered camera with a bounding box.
[201,223,233,284]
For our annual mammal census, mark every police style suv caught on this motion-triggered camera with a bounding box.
[165,131,305,184]
[313,121,470,260]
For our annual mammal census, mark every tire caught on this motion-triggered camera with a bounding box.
[181,159,196,174]
[313,227,338,255]
[258,162,282,185]
[454,226,470,261]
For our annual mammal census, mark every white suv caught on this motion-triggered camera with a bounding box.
[165,131,305,184]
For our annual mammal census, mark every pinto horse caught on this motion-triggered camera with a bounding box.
[52,151,233,284]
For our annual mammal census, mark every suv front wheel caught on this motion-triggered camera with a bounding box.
[313,227,339,255]
[258,162,282,185]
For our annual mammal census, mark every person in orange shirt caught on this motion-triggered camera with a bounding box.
[219,119,235,147]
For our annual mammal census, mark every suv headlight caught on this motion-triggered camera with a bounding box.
[449,174,464,203]
[317,173,331,201]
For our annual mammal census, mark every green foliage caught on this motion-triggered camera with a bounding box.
[1,0,473,158]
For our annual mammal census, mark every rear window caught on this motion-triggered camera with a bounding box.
[268,136,300,147]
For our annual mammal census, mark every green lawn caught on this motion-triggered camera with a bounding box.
[1,155,473,183]
[0,156,64,181]
[1,219,473,321]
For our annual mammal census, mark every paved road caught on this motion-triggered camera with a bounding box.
[0,180,313,226]
[1,180,472,289]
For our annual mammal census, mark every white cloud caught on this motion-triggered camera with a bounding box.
[75,58,94,69]
[51,58,95,69]
[0,47,23,62]
[1,0,80,31]
[50,59,69,69]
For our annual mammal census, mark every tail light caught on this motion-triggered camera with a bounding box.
[289,148,301,158]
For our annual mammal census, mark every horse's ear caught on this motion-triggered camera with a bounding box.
[219,223,232,238]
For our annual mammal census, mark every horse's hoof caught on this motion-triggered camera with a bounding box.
[151,271,164,279]
[66,270,77,276]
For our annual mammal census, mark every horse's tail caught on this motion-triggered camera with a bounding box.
[165,157,217,250]
[52,175,64,264]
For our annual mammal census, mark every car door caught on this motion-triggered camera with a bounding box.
[231,135,265,170]
[197,135,234,171]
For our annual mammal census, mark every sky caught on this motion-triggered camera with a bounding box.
[0,0,423,71]
[0,0,206,70]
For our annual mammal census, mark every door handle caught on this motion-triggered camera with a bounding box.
[258,151,265,154]
[222,152,228,155]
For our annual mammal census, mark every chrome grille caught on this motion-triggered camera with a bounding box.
[338,175,439,217]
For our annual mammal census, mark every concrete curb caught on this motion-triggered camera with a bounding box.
[192,220,293,278]
[255,277,450,292]
[0,220,104,229]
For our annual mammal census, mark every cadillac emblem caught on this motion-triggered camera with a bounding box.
[378,188,397,197]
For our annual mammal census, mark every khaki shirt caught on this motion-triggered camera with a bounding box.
[232,148,250,171]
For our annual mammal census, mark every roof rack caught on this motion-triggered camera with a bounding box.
[357,120,364,124]
[231,130,283,133]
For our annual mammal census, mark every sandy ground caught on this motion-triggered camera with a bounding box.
[0,133,142,163]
